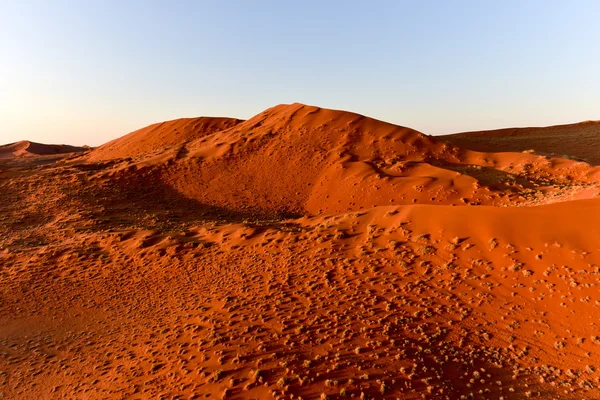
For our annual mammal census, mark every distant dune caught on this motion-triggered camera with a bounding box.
[0,140,88,160]
[440,120,600,165]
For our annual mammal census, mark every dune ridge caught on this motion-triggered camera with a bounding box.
[0,140,88,160]
[87,116,243,162]
[441,120,600,165]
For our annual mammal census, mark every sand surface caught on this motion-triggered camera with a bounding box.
[441,121,600,165]
[2,104,600,399]
[0,141,88,166]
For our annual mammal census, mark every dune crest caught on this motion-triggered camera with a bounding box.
[87,116,243,162]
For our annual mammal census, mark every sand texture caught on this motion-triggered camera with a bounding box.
[2,104,600,399]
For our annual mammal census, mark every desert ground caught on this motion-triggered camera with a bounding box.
[2,103,600,399]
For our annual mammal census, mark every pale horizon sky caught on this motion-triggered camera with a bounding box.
[1,0,599,147]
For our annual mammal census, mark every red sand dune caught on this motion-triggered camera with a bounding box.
[2,104,600,399]
[104,103,600,216]
[88,116,243,162]
[441,120,600,165]
[0,140,87,160]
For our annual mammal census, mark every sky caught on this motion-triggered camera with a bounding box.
[1,0,599,146]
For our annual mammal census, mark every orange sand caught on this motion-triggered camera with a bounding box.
[2,104,600,399]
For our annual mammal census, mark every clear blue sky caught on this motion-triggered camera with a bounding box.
[1,0,599,146]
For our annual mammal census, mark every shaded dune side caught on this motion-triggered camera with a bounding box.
[440,121,600,165]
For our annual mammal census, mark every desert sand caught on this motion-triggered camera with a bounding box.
[0,141,88,165]
[441,121,600,165]
[2,104,600,399]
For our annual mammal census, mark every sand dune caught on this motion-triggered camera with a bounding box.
[105,103,600,216]
[0,140,88,160]
[88,116,243,162]
[2,104,600,399]
[441,120,600,165]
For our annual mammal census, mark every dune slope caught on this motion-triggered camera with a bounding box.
[131,103,600,216]
[0,140,87,160]
[3,163,600,399]
[441,121,600,165]
[88,116,243,162]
